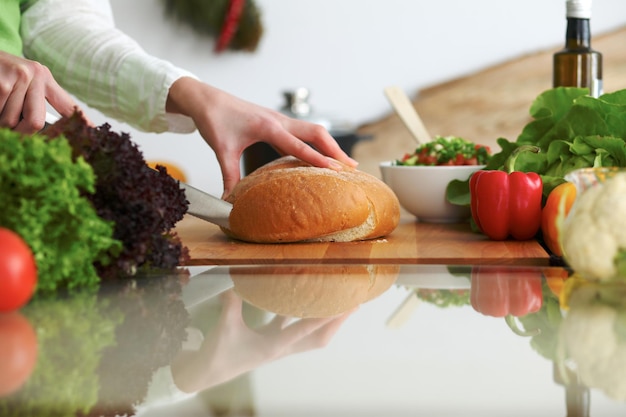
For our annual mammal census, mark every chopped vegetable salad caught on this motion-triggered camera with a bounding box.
[395,136,491,166]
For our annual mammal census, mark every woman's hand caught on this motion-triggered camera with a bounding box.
[0,51,80,133]
[166,77,358,197]
[171,290,354,393]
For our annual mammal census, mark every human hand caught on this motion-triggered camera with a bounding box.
[0,51,82,133]
[166,77,358,197]
[171,289,354,393]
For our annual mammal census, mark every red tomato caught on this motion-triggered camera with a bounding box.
[0,228,38,312]
[0,312,38,397]
[422,155,437,165]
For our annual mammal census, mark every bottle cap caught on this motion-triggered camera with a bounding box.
[566,0,592,18]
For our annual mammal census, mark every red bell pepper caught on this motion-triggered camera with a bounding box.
[470,266,543,318]
[469,145,543,241]
[215,0,246,53]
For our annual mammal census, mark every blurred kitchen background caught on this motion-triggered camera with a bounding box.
[74,0,626,196]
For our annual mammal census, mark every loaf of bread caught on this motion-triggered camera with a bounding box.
[230,264,400,318]
[221,156,400,243]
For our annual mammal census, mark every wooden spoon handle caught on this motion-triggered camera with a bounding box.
[384,86,432,145]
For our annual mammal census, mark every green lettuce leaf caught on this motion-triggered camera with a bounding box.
[0,129,121,294]
[446,87,626,206]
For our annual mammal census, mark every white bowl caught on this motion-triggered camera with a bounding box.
[379,162,484,223]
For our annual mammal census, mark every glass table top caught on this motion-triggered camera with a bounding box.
[1,263,624,416]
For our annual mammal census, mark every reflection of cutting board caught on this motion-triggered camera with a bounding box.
[176,215,549,266]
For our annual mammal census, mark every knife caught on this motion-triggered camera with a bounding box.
[178,181,232,229]
[44,112,232,229]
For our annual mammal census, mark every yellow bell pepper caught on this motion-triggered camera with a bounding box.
[147,161,187,183]
[541,182,577,257]
[544,266,571,298]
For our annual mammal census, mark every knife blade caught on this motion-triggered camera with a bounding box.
[179,181,232,229]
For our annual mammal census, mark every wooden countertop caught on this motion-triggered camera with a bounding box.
[176,215,549,266]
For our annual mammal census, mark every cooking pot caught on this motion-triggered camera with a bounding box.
[241,88,368,175]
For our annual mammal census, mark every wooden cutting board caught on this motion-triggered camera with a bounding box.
[175,214,549,266]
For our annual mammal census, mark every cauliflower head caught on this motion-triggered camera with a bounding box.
[560,283,626,401]
[561,173,626,281]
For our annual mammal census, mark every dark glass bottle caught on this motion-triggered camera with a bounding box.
[553,0,603,97]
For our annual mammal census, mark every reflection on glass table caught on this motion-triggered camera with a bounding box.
[1,264,625,416]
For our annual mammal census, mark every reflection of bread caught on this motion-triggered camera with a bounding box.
[222,156,400,243]
[231,265,400,318]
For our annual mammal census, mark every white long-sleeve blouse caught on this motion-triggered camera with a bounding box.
[21,0,197,133]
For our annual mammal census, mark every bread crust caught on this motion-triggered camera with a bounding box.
[222,156,400,243]
[230,264,400,318]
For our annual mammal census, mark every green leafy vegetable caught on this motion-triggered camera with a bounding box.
[415,289,470,308]
[0,292,121,416]
[0,128,121,294]
[45,113,190,279]
[85,271,190,416]
[0,270,189,417]
[1,111,191,296]
[161,0,264,52]
[446,87,626,207]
